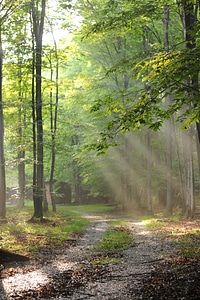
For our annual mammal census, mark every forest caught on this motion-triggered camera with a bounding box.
[0,1,200,299]
[0,0,200,220]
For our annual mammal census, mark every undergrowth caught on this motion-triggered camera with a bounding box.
[0,203,91,256]
[142,215,200,260]
[95,228,132,252]
[174,232,200,259]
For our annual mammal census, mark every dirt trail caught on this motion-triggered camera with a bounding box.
[0,212,189,299]
[0,214,110,299]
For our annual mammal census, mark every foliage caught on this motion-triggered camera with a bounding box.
[95,228,131,252]
[81,0,199,152]
[1,0,200,217]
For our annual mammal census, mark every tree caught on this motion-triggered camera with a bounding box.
[0,28,5,219]
[81,1,200,216]
[47,33,59,212]
[164,4,173,215]
[31,0,46,219]
[0,0,21,219]
[180,0,198,217]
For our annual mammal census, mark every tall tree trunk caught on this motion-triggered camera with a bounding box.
[0,1,24,219]
[72,133,82,204]
[0,32,6,219]
[195,124,200,176]
[124,134,131,209]
[182,126,194,217]
[49,57,56,211]
[122,42,132,209]
[17,61,25,209]
[31,0,46,219]
[146,129,152,213]
[17,133,25,209]
[164,4,174,215]
[174,126,185,212]
[123,59,132,208]
[181,0,197,217]
[31,27,37,206]
[49,35,59,212]
[165,94,173,215]
[18,150,25,208]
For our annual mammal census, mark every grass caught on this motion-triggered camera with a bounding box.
[142,218,167,231]
[0,202,91,256]
[3,202,199,261]
[108,219,129,227]
[60,218,90,234]
[95,228,132,252]
[91,255,119,265]
[174,232,200,259]
[141,215,200,260]
[64,204,119,214]
[0,202,123,257]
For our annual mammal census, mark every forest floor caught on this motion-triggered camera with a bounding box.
[0,211,199,299]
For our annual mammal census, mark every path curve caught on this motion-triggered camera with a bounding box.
[0,212,174,299]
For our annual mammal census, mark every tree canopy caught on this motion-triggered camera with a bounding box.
[0,0,200,218]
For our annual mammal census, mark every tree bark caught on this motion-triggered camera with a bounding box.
[0,32,6,219]
[164,4,173,216]
[181,0,197,217]
[183,126,194,217]
[31,25,37,205]
[165,94,173,215]
[17,61,25,209]
[124,134,131,209]
[31,0,46,219]
[146,130,152,213]
[72,133,82,204]
[49,33,59,212]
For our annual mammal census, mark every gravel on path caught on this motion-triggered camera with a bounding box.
[0,213,195,300]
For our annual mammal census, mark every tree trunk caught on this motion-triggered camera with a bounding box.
[183,126,194,217]
[174,126,185,212]
[31,0,46,219]
[124,134,131,209]
[17,61,25,209]
[165,94,173,215]
[146,130,152,213]
[195,123,200,176]
[0,33,6,219]
[72,133,82,204]
[18,147,25,209]
[181,0,197,217]
[30,19,37,205]
[49,60,56,211]
[49,35,59,212]
[164,4,173,216]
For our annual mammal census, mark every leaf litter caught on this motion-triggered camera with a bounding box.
[0,214,199,299]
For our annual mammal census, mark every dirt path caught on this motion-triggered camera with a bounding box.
[0,212,197,299]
